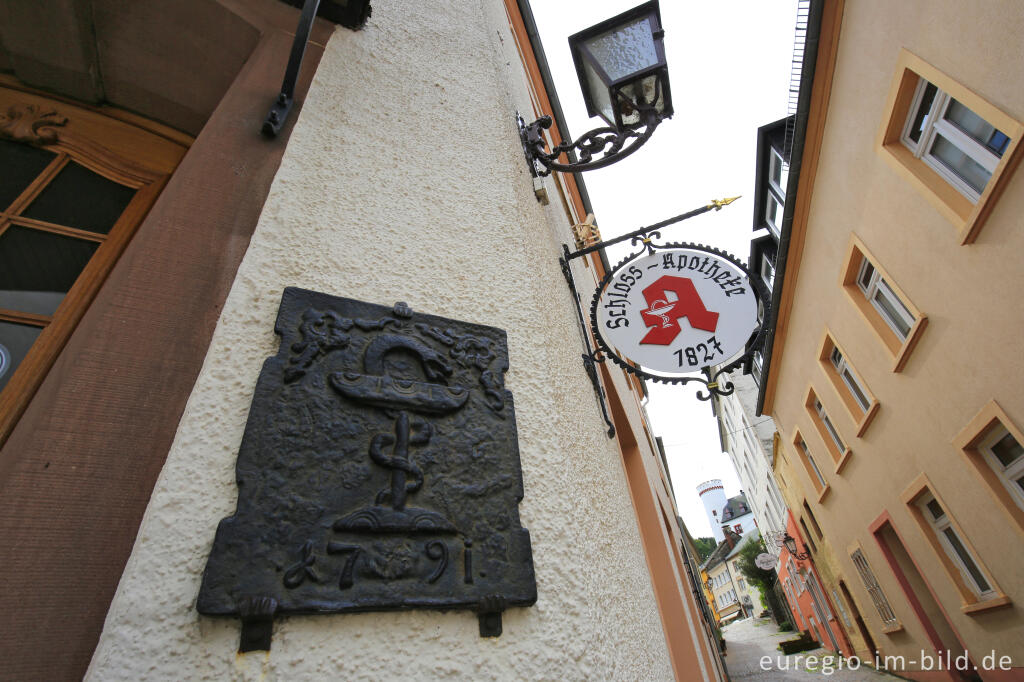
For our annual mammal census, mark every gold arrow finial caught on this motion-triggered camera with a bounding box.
[708,196,741,211]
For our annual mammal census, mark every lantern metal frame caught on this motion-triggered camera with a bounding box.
[781,533,810,560]
[569,0,671,131]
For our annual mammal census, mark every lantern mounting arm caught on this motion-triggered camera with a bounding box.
[780,533,810,560]
[519,103,663,177]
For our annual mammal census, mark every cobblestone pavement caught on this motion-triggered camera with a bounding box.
[721,617,903,681]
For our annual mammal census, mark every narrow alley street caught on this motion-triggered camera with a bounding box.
[722,617,903,681]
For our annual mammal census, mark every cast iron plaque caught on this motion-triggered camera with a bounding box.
[197,288,535,646]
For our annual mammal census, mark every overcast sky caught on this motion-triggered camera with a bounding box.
[529,0,799,538]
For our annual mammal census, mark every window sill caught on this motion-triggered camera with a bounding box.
[961,594,1012,616]
[881,623,904,635]
[892,316,928,372]
[817,485,832,504]
[855,401,880,438]
[834,448,852,475]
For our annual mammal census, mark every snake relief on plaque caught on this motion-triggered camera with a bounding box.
[197,288,535,649]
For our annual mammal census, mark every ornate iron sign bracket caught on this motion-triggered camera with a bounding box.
[559,198,769,404]
[198,289,535,649]
[560,249,616,438]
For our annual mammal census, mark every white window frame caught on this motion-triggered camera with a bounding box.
[788,558,804,594]
[765,192,782,235]
[829,346,872,413]
[851,549,899,627]
[917,493,995,600]
[760,252,775,290]
[978,425,1024,511]
[769,147,789,196]
[901,78,1008,202]
[857,258,916,341]
[813,398,847,454]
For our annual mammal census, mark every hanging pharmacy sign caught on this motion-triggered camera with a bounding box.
[592,243,763,381]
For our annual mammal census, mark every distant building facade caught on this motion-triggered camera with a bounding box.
[710,370,789,559]
[698,479,757,543]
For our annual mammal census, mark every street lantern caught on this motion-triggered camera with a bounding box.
[781,533,809,560]
[569,0,672,131]
[519,0,673,176]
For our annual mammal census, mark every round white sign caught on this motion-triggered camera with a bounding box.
[593,247,759,375]
[755,552,776,570]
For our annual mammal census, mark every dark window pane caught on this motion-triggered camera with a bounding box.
[0,139,57,212]
[0,226,98,315]
[21,161,135,234]
[988,130,1010,156]
[858,260,874,290]
[990,432,1023,468]
[908,82,937,144]
[0,320,42,393]
[942,528,990,593]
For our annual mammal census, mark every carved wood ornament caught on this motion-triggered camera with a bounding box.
[0,103,67,145]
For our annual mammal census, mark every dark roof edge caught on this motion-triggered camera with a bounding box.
[516,0,610,275]
[755,0,826,416]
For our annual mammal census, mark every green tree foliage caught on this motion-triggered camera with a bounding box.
[736,536,787,622]
[736,537,774,589]
[693,536,717,562]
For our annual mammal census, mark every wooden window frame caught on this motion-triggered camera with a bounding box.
[831,585,853,629]
[798,517,817,554]
[953,400,1024,534]
[839,235,927,372]
[792,427,830,502]
[805,386,852,474]
[901,474,1010,614]
[818,330,879,436]
[877,49,1024,244]
[0,86,186,447]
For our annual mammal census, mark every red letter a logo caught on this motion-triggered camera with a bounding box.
[639,275,719,345]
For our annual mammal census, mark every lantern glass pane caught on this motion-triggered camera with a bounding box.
[583,59,615,126]
[617,73,662,126]
[583,16,658,82]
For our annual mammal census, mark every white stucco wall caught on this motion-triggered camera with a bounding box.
[87,1,673,679]
[718,374,787,557]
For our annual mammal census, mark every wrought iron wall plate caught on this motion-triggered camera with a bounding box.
[197,288,536,647]
[588,238,770,400]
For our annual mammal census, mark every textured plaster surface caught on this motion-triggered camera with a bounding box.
[87,1,673,679]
